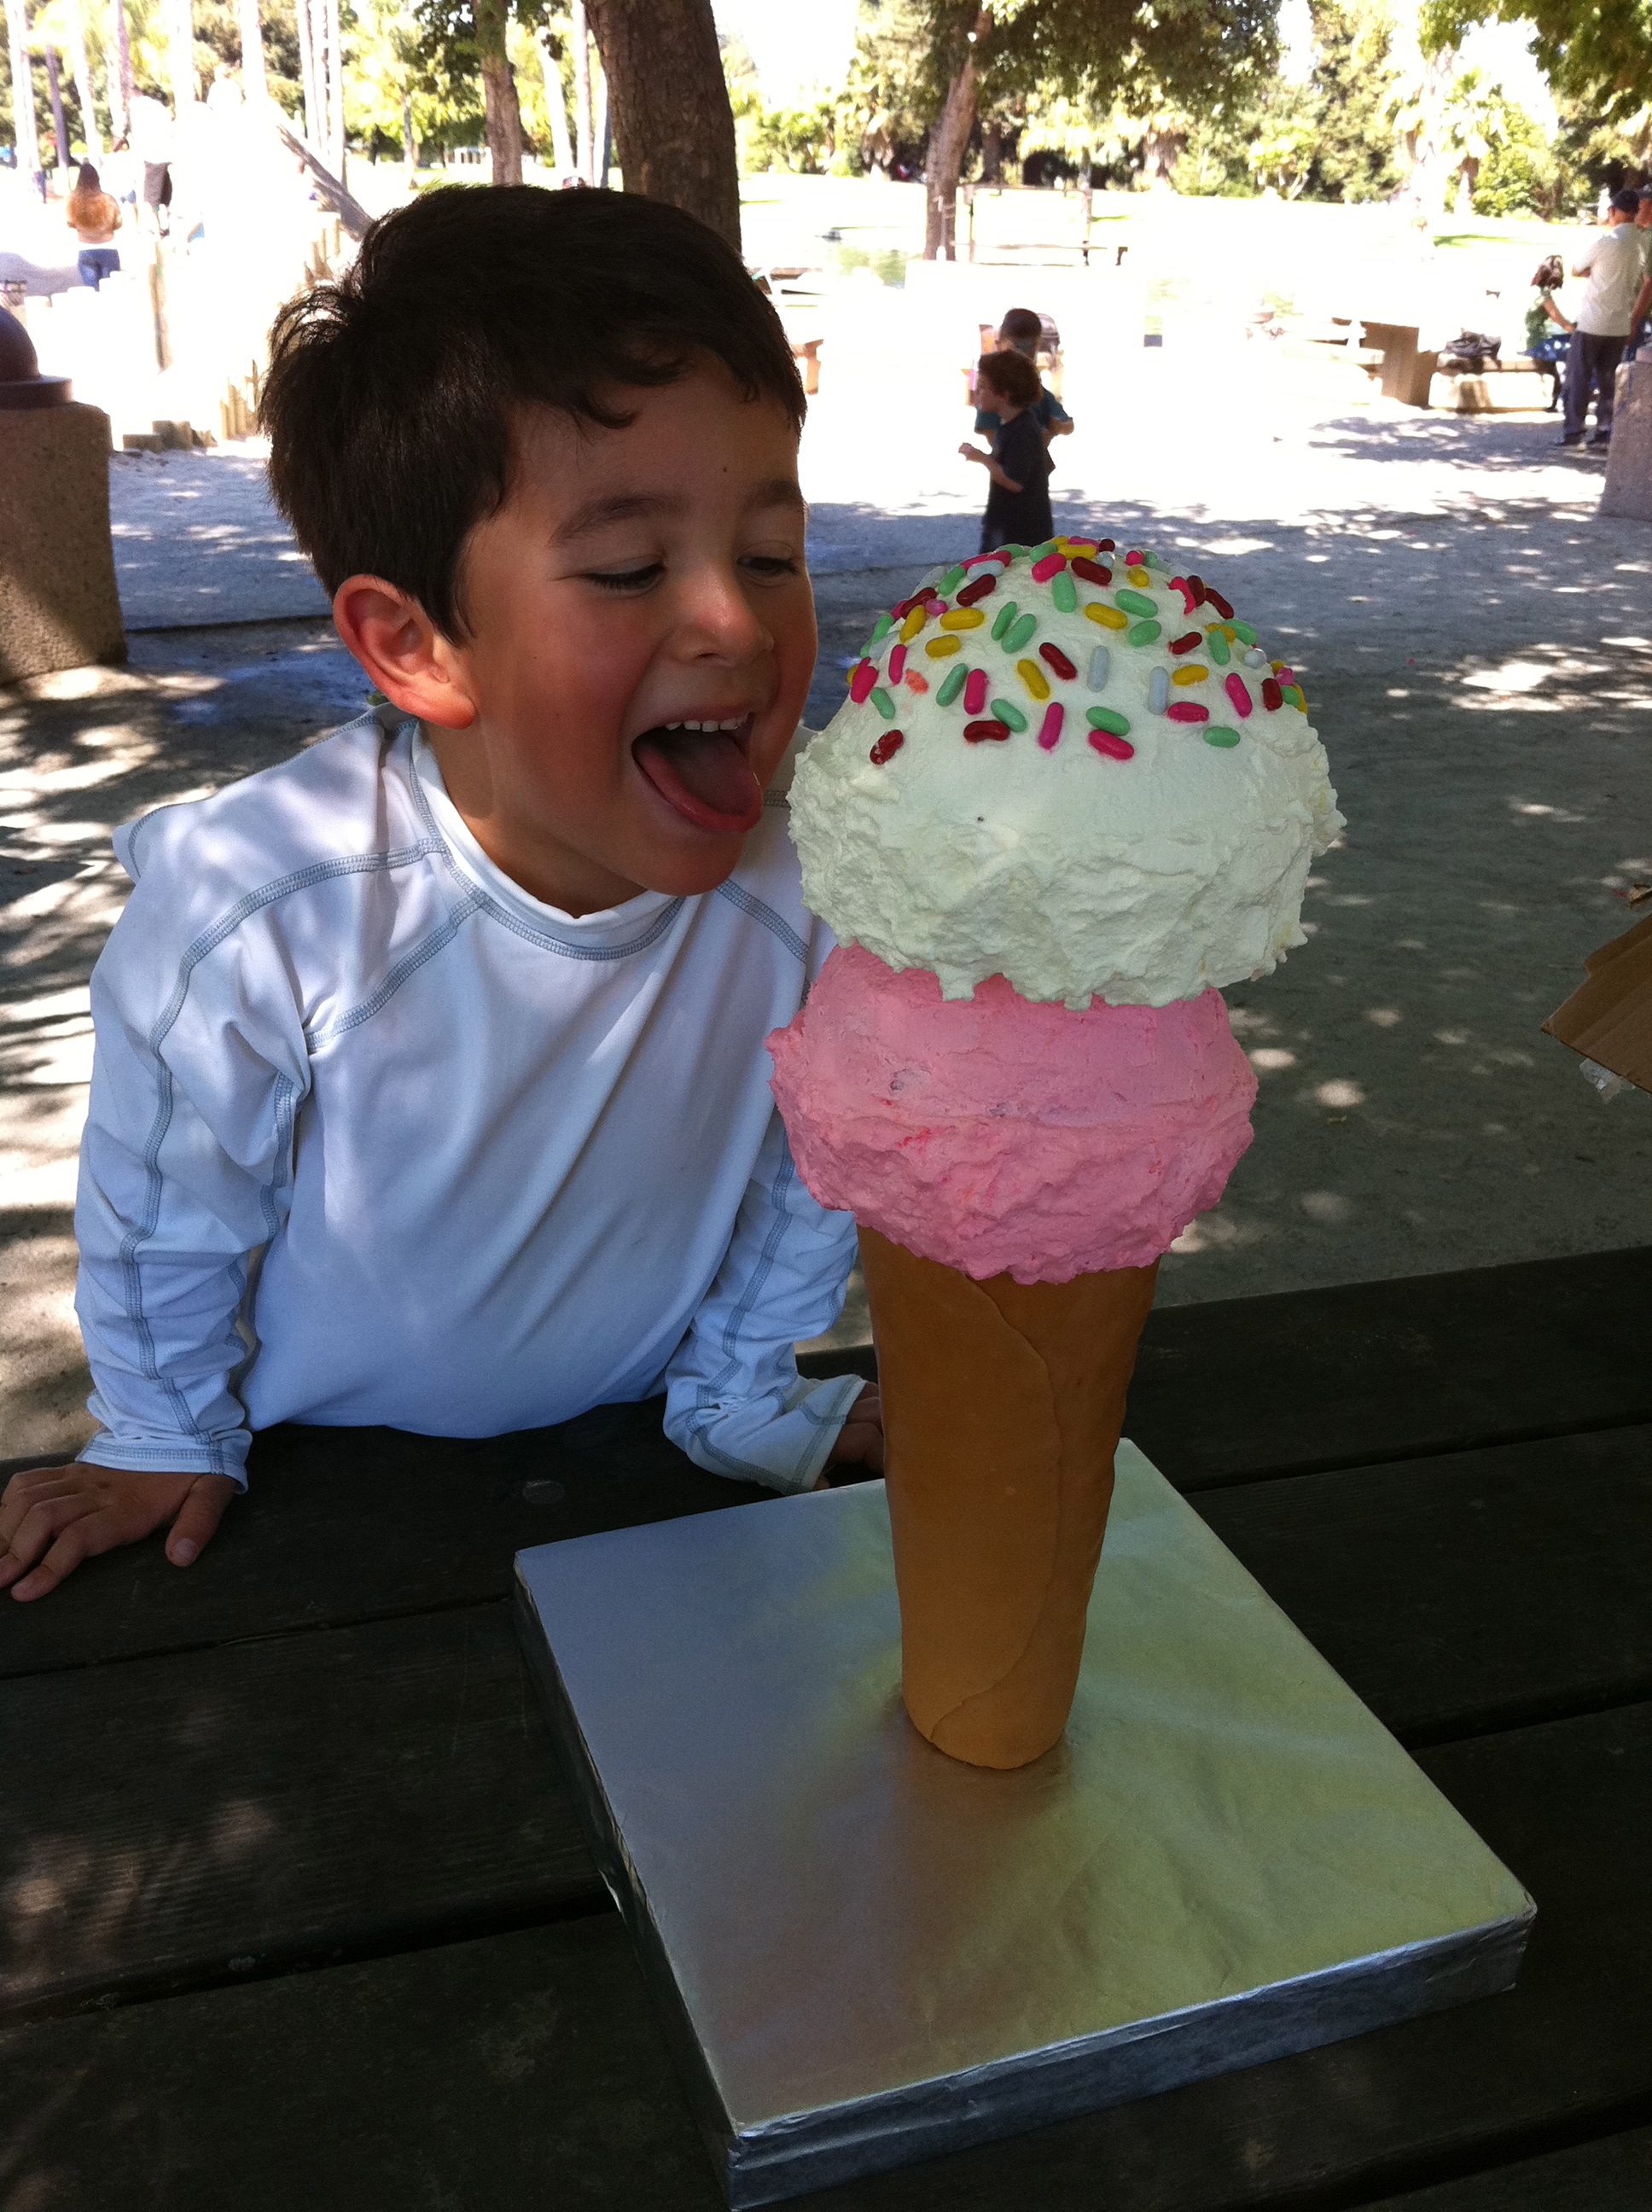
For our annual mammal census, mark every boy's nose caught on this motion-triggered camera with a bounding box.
[677,569,772,661]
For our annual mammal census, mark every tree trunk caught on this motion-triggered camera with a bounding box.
[572,0,593,184]
[294,0,317,147]
[238,0,265,100]
[108,0,133,137]
[923,9,988,259]
[167,0,195,110]
[45,44,71,168]
[593,49,609,183]
[403,91,417,177]
[585,0,741,252]
[67,0,102,160]
[539,33,573,177]
[1079,146,1092,264]
[6,0,40,181]
[474,0,523,186]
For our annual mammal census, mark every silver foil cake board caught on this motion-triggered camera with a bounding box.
[512,1443,1533,2209]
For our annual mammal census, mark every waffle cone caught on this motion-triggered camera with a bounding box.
[858,1225,1159,1770]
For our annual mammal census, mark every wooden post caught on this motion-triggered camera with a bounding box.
[45,44,71,170]
[238,0,265,102]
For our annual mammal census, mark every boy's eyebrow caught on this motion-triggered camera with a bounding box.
[556,478,806,542]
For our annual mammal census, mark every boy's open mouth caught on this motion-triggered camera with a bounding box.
[632,714,764,835]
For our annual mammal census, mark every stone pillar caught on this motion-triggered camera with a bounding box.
[1602,359,1652,521]
[0,404,127,681]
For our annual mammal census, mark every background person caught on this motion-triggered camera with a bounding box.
[65,162,121,289]
[1559,188,1643,451]
[960,346,1054,552]
[974,306,1073,446]
[1525,254,1572,411]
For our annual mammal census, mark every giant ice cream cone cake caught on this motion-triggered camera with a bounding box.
[769,537,1343,1770]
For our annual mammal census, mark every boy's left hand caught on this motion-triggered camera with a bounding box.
[818,1383,883,1484]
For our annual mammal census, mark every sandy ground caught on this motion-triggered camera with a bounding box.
[4,338,1650,1454]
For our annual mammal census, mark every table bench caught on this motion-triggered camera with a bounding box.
[3,1246,1649,2208]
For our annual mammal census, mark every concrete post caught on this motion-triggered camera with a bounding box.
[0,404,126,681]
[1601,359,1652,520]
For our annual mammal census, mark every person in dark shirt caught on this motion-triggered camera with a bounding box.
[959,348,1053,552]
[972,306,1074,445]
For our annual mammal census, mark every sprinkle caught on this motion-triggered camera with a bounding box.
[963,549,1004,570]
[939,564,967,596]
[1114,589,1158,615]
[1224,672,1254,718]
[937,663,968,706]
[1207,630,1231,666]
[905,672,929,694]
[1148,667,1169,713]
[1005,613,1038,653]
[1127,620,1162,647]
[849,661,876,703]
[963,667,989,713]
[868,613,895,647]
[899,607,925,644]
[927,636,962,660]
[1205,588,1235,620]
[1051,570,1078,614]
[1126,565,1149,587]
[1087,647,1110,690]
[1283,684,1306,710]
[870,687,897,719]
[1185,573,1206,603]
[1039,642,1077,680]
[1070,557,1112,586]
[992,601,1019,642]
[940,607,986,630]
[1166,701,1209,723]
[1086,706,1130,735]
[1065,535,1099,550]
[1245,646,1268,667]
[956,574,998,607]
[1261,677,1283,711]
[990,696,1029,731]
[1030,551,1067,583]
[1232,620,1259,645]
[1173,665,1209,685]
[1028,540,1059,562]
[891,596,924,620]
[964,718,1011,743]
[1038,702,1064,751]
[1170,579,1198,616]
[1126,549,1145,566]
[1168,631,1203,655]
[888,644,906,684]
[870,730,905,765]
[1096,538,1116,551]
[1271,661,1293,679]
[1084,602,1128,631]
[1204,727,1242,748]
[1089,730,1134,760]
[1018,658,1051,701]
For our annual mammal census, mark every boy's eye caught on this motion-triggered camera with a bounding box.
[587,564,665,594]
[742,555,801,579]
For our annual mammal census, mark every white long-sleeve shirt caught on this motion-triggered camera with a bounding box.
[74,710,863,1493]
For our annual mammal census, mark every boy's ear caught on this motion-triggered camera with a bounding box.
[333,576,479,731]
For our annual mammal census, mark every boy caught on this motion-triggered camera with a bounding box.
[959,347,1054,554]
[0,187,881,1602]
[972,306,1073,445]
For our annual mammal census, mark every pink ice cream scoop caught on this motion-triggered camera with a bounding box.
[769,946,1257,1284]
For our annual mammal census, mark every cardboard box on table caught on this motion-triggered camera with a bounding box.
[1543,910,1652,1096]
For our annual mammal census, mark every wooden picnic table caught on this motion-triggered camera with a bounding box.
[2,1246,1649,2209]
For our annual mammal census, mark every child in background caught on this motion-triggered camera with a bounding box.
[0,187,881,1602]
[1524,254,1571,412]
[66,162,122,290]
[973,306,1074,445]
[959,347,1054,553]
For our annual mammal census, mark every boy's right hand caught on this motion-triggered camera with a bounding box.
[0,1464,239,1602]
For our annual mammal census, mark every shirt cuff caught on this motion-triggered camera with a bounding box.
[77,1431,250,1487]
[668,1372,867,1496]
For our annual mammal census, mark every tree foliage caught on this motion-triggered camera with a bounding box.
[1423,0,1652,130]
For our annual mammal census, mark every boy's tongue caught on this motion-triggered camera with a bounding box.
[634,723,763,834]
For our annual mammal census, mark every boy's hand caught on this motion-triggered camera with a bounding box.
[817,1384,884,1486]
[959,441,986,464]
[0,1465,238,1602]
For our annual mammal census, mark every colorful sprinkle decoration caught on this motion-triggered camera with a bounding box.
[1204,727,1242,748]
[1115,589,1158,616]
[1261,677,1283,711]
[1087,647,1110,690]
[1148,667,1170,714]
[940,607,985,630]
[888,644,906,684]
[1039,642,1078,681]
[939,564,967,595]
[1030,550,1067,583]
[992,601,1019,642]
[1224,672,1254,718]
[905,671,929,694]
[1086,706,1131,735]
[1051,570,1078,614]
[870,730,905,765]
[868,613,894,645]
[849,660,876,703]
[956,574,998,606]
[937,663,968,707]
[1038,701,1064,751]
[1089,729,1135,760]
[1017,658,1051,701]
[900,606,927,643]
[1168,631,1202,655]
[1232,620,1259,645]
[1085,602,1128,631]
[1166,701,1209,723]
[927,635,961,660]
[963,667,989,713]
[1071,557,1112,586]
[870,687,897,719]
[990,697,1029,731]
[964,718,1011,743]
[1207,630,1231,665]
[1004,613,1038,653]
[1128,619,1162,648]
[1172,665,1209,685]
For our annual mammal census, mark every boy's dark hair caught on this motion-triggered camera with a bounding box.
[998,307,1044,355]
[1532,255,1562,290]
[978,348,1041,409]
[263,185,805,637]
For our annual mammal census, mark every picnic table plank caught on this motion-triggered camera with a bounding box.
[0,1600,591,2021]
[3,1424,1646,2036]
[1354,2125,1652,2210]
[5,1248,1649,1679]
[0,1703,1642,2212]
